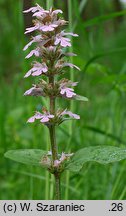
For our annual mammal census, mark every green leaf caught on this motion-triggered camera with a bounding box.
[83,10,126,28]
[4,149,49,168]
[83,47,126,73]
[66,146,126,172]
[83,126,126,145]
[74,95,88,102]
[79,0,88,13]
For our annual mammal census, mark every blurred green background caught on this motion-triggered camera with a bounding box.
[1,0,126,200]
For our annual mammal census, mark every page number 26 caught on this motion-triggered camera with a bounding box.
[110,203,123,212]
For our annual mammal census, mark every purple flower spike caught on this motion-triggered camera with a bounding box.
[24,62,48,78]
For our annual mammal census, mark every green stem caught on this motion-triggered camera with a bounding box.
[65,0,74,200]
[54,172,61,200]
[68,0,74,141]
[45,0,54,201]
[46,0,53,10]
[49,76,58,162]
[45,128,50,200]
[48,75,61,199]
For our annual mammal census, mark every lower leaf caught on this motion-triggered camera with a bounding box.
[4,149,49,168]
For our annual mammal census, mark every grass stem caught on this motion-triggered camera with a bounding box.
[46,0,53,10]
[65,0,74,200]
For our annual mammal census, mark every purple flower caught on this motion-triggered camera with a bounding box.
[23,4,48,17]
[23,6,38,13]
[63,63,80,71]
[63,32,78,37]
[24,85,44,97]
[60,110,80,120]
[54,31,78,47]
[24,62,48,78]
[53,153,66,167]
[60,87,76,98]
[55,19,68,27]
[25,24,39,34]
[53,152,73,167]
[27,111,54,123]
[40,23,58,32]
[59,80,78,98]
[23,35,42,51]
[25,48,40,59]
[55,36,71,47]
[55,33,71,47]
[52,9,63,15]
[54,160,61,167]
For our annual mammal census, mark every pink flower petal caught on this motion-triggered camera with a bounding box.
[66,91,76,98]
[24,69,32,78]
[27,116,35,123]
[24,62,48,78]
[32,70,42,76]
[40,117,49,123]
[24,86,43,96]
[64,32,78,37]
[48,115,54,119]
[54,35,71,47]
[23,40,34,51]
[63,63,80,71]
[67,111,80,119]
[60,89,65,95]
[24,87,34,95]
[25,49,40,59]
[60,153,66,162]
[60,87,76,98]
[40,24,58,32]
[54,160,61,167]
[23,7,38,13]
[60,38,71,47]
[23,35,42,51]
[25,25,39,34]
[35,112,43,119]
[52,9,63,15]
[60,110,80,120]
[33,11,47,17]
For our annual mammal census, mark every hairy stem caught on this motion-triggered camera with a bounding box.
[49,76,57,161]
[49,75,61,199]
[54,172,61,200]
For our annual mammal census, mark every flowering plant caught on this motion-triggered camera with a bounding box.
[5,4,126,200]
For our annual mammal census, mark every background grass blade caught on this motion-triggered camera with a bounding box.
[83,10,126,28]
